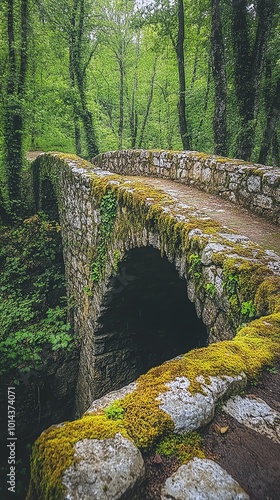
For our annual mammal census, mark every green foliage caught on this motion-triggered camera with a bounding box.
[241,300,256,320]
[91,190,117,282]
[266,366,278,375]
[204,283,216,298]
[0,213,73,376]
[188,253,202,279]
[223,271,239,296]
[113,250,121,272]
[156,431,205,464]
[105,401,124,420]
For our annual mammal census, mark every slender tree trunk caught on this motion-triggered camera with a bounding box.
[190,23,201,90]
[130,34,140,149]
[210,0,228,156]
[271,132,279,167]
[196,57,211,148]
[232,0,275,160]
[69,4,82,156]
[259,78,280,165]
[3,0,28,212]
[72,0,98,158]
[138,58,157,148]
[176,0,191,150]
[118,55,124,150]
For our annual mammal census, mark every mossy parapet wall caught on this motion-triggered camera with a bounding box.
[28,152,280,499]
[93,150,280,224]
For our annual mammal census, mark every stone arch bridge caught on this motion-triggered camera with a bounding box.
[33,150,280,417]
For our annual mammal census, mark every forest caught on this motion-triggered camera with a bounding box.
[0,1,279,496]
[0,0,280,220]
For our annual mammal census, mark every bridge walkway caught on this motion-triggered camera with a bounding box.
[128,175,280,254]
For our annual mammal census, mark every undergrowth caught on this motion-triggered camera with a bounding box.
[0,212,74,377]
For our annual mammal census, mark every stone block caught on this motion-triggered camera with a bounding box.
[62,433,145,499]
[161,458,249,499]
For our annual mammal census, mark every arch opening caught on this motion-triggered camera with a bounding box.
[93,247,208,397]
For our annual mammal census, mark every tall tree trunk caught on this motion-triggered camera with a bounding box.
[129,34,140,149]
[176,0,191,150]
[195,56,211,149]
[190,20,202,90]
[69,4,82,157]
[118,55,124,150]
[138,58,157,148]
[259,78,280,165]
[210,0,228,156]
[232,0,275,160]
[72,0,98,158]
[3,0,28,213]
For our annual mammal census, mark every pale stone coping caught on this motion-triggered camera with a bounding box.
[161,458,249,500]
[62,433,145,499]
[223,395,280,444]
[158,374,247,434]
[86,382,137,414]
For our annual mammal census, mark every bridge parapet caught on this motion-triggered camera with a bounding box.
[93,150,280,224]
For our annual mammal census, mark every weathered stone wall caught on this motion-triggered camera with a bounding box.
[33,153,280,418]
[93,150,280,224]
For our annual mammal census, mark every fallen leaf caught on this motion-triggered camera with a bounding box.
[220,425,229,434]
[153,453,163,464]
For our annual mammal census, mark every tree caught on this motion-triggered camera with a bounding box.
[259,76,280,165]
[2,0,29,215]
[232,0,276,160]
[70,0,98,158]
[210,0,228,155]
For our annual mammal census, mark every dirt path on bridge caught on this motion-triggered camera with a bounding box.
[130,176,280,254]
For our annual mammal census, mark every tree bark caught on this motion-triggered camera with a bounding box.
[232,0,275,160]
[210,0,228,156]
[3,0,29,212]
[176,0,191,150]
[69,2,82,156]
[138,58,157,148]
[118,54,124,150]
[72,0,98,158]
[259,77,280,165]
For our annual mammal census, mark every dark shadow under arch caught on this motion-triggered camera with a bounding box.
[93,247,208,397]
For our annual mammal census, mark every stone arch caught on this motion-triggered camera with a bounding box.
[91,246,208,399]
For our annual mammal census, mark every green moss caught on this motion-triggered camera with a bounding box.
[156,431,205,464]
[255,277,280,316]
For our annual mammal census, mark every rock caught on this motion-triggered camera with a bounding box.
[223,395,280,444]
[158,374,246,434]
[86,382,137,414]
[161,458,249,499]
[62,433,145,499]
